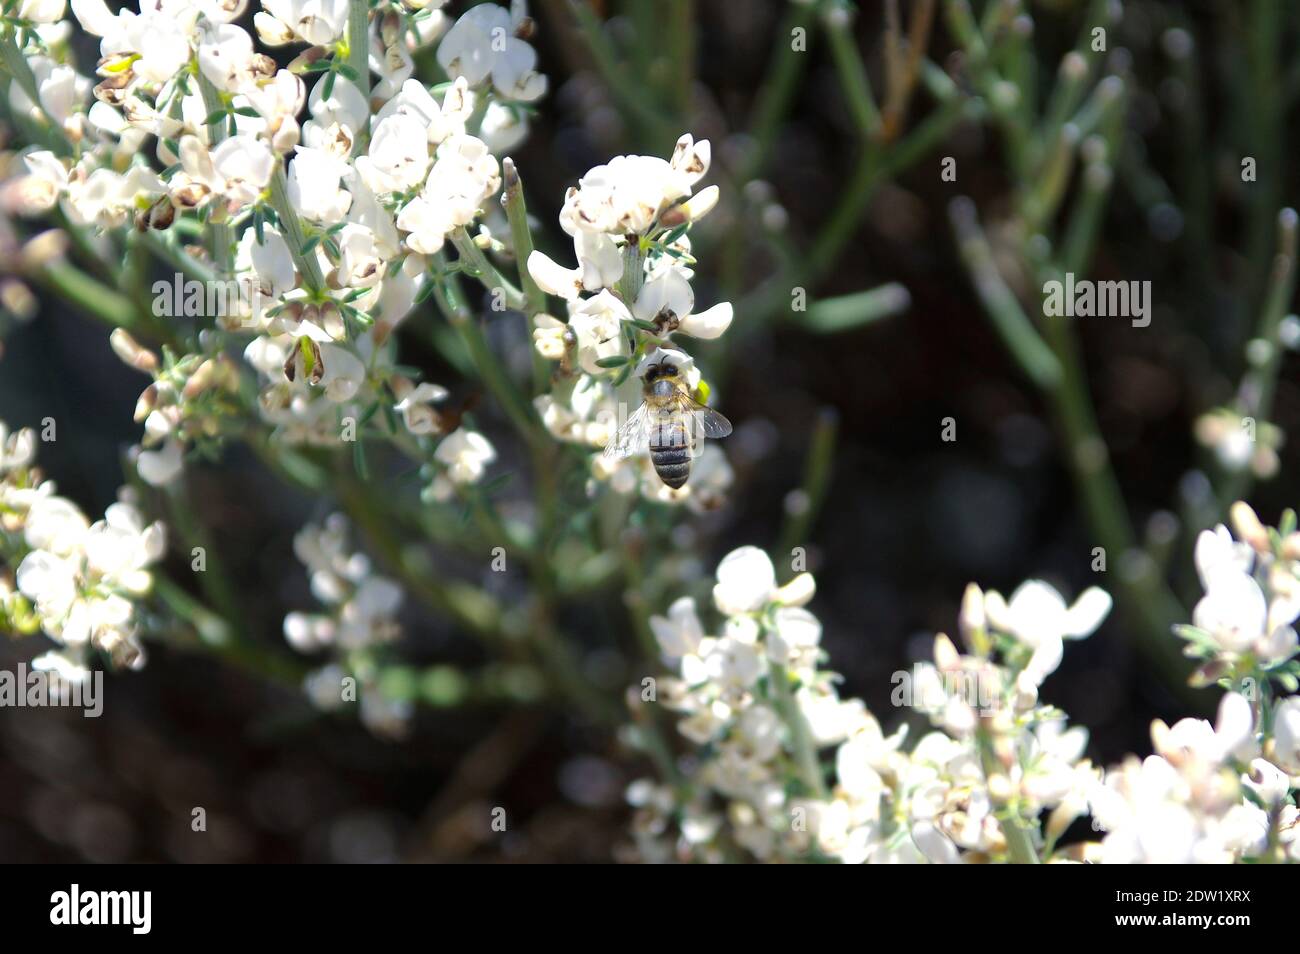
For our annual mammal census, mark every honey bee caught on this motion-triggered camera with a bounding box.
[604,356,732,489]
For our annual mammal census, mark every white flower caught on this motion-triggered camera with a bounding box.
[396,134,499,253]
[316,343,366,401]
[0,423,37,473]
[72,0,192,86]
[650,596,705,659]
[703,634,763,689]
[1193,570,1267,654]
[766,606,821,670]
[175,135,273,213]
[305,75,368,144]
[1153,693,1256,766]
[65,166,164,229]
[561,134,711,237]
[713,546,776,616]
[425,133,500,223]
[336,223,386,289]
[16,151,69,214]
[83,501,165,594]
[257,0,349,46]
[632,267,733,339]
[375,76,471,146]
[1273,697,1300,774]
[526,232,622,300]
[436,0,547,102]
[432,428,496,497]
[134,439,185,486]
[358,113,432,195]
[984,580,1111,684]
[1194,525,1255,589]
[239,68,305,153]
[17,550,79,622]
[25,495,90,556]
[242,225,297,300]
[393,381,449,435]
[197,20,256,92]
[568,290,631,375]
[10,57,89,136]
[287,145,353,224]
[18,0,67,23]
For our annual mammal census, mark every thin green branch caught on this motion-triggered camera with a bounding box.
[450,227,526,311]
[268,164,326,292]
[347,0,372,148]
[822,2,882,140]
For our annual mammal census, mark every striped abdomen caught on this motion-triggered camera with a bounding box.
[649,419,692,489]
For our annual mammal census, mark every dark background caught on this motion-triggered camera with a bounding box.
[2,0,1298,861]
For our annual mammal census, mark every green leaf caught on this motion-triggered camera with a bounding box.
[352,438,369,480]
[594,355,630,368]
[659,223,688,246]
[203,109,227,126]
[335,63,360,81]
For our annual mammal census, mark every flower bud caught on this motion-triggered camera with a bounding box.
[1230,501,1269,552]
[109,329,159,373]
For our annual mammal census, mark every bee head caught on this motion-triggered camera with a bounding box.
[643,361,680,384]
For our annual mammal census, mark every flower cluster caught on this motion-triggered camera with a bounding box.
[5,0,537,502]
[1180,502,1300,681]
[0,419,165,679]
[528,136,736,507]
[628,511,1300,863]
[284,513,411,737]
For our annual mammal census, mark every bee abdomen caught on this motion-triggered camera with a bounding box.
[649,424,692,489]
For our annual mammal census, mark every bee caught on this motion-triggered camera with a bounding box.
[604,357,732,489]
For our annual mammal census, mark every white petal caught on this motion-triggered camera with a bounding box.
[1062,586,1112,638]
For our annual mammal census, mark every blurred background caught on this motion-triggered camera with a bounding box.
[2,0,1299,861]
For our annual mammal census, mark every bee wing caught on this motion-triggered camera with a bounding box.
[604,402,653,459]
[684,395,733,440]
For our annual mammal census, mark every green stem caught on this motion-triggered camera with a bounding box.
[195,70,234,275]
[449,227,526,310]
[1215,208,1298,514]
[164,481,243,628]
[619,238,644,307]
[948,197,1062,391]
[976,725,1040,863]
[667,0,695,117]
[567,0,677,150]
[347,0,371,150]
[822,2,882,140]
[268,165,326,292]
[429,254,540,442]
[152,576,309,687]
[775,408,838,581]
[771,663,827,799]
[742,2,818,181]
[500,158,549,318]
